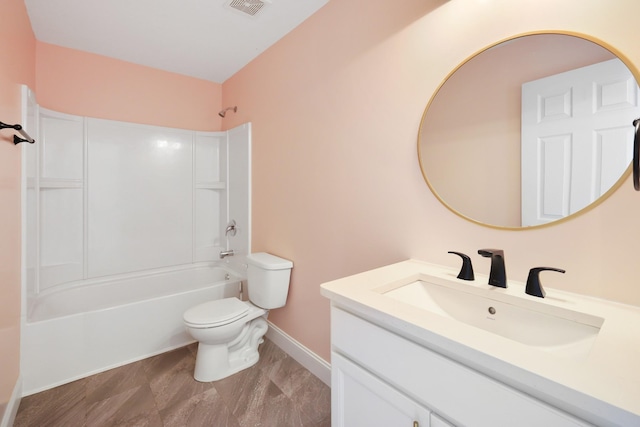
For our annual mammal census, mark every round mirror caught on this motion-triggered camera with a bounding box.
[418,32,640,229]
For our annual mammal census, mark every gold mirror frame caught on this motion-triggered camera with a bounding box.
[418,31,640,230]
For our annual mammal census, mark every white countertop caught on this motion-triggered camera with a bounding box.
[320,259,640,426]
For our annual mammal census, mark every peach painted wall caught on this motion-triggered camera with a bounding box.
[36,42,223,131]
[223,0,640,362]
[0,0,35,415]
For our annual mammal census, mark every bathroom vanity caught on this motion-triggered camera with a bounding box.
[320,260,640,427]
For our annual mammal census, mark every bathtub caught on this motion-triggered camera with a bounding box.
[21,263,243,395]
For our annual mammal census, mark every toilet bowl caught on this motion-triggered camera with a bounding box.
[183,252,293,382]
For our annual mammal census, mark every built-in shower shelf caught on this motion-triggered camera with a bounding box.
[37,178,83,189]
[195,181,226,190]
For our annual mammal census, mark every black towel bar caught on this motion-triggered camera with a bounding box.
[0,120,35,144]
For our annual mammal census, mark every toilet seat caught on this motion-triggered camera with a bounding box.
[183,297,249,328]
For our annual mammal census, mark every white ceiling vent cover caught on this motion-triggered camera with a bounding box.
[227,0,271,17]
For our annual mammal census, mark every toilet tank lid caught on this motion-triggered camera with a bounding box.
[247,252,293,270]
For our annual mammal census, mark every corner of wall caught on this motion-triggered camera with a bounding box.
[0,376,22,427]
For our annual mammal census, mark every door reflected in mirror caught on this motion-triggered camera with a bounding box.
[418,33,640,229]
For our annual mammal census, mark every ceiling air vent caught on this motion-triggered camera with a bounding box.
[227,0,270,17]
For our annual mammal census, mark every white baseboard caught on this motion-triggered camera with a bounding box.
[266,321,331,387]
[1,376,22,427]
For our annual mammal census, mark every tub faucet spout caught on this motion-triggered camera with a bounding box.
[220,249,234,259]
[478,248,507,288]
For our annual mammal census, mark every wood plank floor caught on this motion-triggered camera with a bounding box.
[14,339,331,426]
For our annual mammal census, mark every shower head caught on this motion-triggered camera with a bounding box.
[219,106,238,118]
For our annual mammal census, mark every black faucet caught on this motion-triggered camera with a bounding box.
[478,249,507,288]
[525,267,565,298]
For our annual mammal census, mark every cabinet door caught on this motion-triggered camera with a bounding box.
[332,352,430,427]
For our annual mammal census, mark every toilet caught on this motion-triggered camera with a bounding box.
[183,252,293,382]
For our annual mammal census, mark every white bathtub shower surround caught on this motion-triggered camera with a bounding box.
[26,111,250,292]
[21,264,243,395]
[22,84,251,300]
[20,86,253,395]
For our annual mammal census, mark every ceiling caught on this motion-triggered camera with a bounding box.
[24,0,330,83]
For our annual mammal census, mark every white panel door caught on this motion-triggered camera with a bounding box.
[332,352,431,427]
[87,119,194,277]
[522,59,639,226]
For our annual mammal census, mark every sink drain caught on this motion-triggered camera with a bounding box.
[488,307,496,315]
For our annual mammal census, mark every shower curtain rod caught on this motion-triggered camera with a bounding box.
[0,120,35,144]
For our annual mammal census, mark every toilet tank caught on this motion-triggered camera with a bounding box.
[246,252,293,309]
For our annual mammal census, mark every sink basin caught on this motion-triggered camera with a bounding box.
[381,277,604,360]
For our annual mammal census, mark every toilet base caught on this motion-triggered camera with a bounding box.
[193,315,269,382]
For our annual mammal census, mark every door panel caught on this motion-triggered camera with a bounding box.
[522,58,639,226]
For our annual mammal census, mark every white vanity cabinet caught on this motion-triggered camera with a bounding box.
[330,306,592,427]
[332,352,431,427]
[322,259,640,426]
